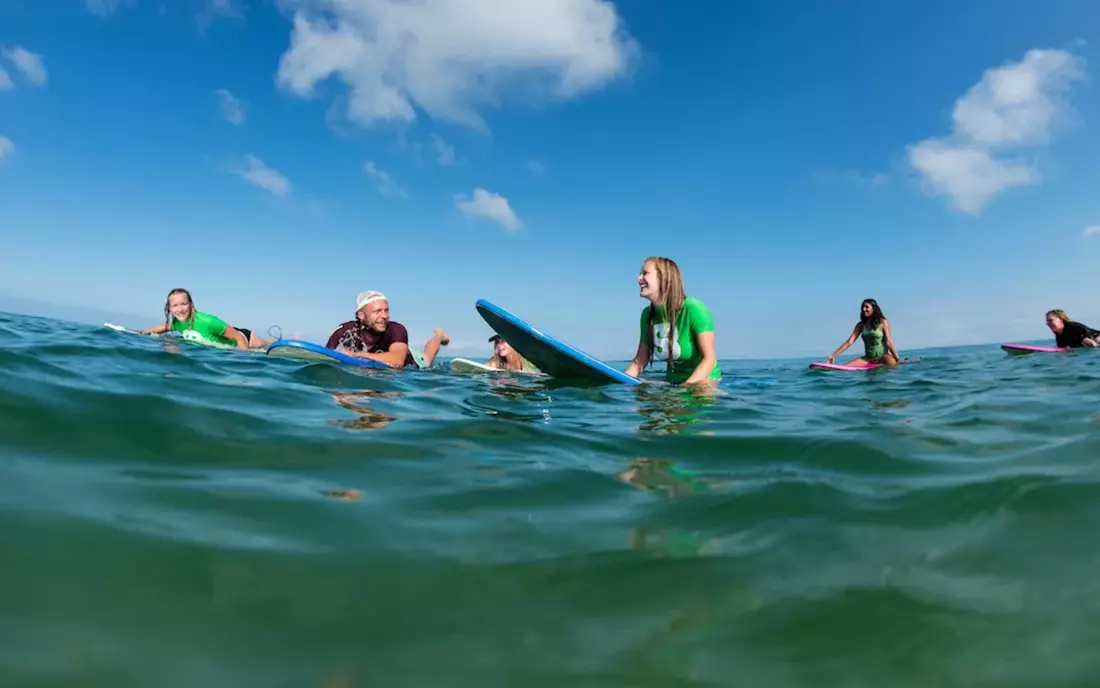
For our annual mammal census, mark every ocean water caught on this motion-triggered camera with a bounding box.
[3,309,1100,687]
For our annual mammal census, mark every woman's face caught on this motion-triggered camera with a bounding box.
[494,338,514,357]
[1046,313,1065,333]
[861,301,874,318]
[638,261,661,301]
[169,292,193,321]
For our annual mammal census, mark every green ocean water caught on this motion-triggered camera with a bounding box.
[3,309,1100,687]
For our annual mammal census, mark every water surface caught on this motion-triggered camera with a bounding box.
[2,310,1099,687]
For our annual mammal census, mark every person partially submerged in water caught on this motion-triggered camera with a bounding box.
[140,288,271,350]
[826,298,901,367]
[625,256,721,385]
[485,334,539,373]
[326,290,449,369]
[1045,309,1100,348]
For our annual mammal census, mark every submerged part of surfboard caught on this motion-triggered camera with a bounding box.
[808,357,920,371]
[475,299,641,386]
[266,339,390,369]
[1000,343,1070,355]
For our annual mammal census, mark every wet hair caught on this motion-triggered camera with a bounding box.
[644,256,686,373]
[1046,309,1071,322]
[164,288,195,331]
[860,298,885,330]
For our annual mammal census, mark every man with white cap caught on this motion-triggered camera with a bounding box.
[326,290,449,369]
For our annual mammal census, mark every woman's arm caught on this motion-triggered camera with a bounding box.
[683,331,717,385]
[141,323,171,335]
[826,323,861,363]
[625,340,650,378]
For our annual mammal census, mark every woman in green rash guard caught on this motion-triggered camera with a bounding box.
[825,298,901,366]
[140,288,271,351]
[624,256,721,385]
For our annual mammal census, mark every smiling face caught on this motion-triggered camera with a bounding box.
[638,261,661,302]
[861,301,874,318]
[168,291,193,322]
[357,299,390,333]
[1046,312,1065,334]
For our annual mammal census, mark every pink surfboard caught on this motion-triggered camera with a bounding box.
[1000,343,1069,355]
[808,357,920,371]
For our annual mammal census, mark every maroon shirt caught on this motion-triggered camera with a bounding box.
[326,319,415,367]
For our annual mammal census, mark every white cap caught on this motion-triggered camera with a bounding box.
[356,290,387,311]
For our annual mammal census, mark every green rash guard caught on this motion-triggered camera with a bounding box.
[639,297,721,383]
[171,310,238,347]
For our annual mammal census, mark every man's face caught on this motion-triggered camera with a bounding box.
[357,299,390,333]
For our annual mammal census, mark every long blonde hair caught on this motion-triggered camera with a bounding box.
[488,338,531,371]
[1046,309,1071,322]
[644,256,686,373]
[164,288,195,331]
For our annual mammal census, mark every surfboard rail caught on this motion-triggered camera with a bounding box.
[266,339,390,369]
[808,357,920,371]
[1000,343,1070,355]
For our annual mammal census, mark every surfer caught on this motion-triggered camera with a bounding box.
[1045,309,1100,348]
[825,298,900,367]
[624,256,721,385]
[140,288,271,350]
[485,334,539,372]
[326,290,449,369]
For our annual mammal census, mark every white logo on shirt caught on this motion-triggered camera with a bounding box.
[181,329,213,345]
[652,322,681,360]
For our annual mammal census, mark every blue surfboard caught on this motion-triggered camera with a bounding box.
[475,299,641,386]
[265,339,390,369]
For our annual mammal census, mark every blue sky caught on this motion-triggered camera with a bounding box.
[2,0,1099,359]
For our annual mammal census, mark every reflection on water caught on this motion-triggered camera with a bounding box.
[616,457,727,500]
[633,383,720,435]
[328,389,400,431]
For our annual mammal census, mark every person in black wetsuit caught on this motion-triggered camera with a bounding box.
[1045,309,1100,348]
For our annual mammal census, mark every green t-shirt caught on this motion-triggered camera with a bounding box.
[639,297,721,383]
[171,310,236,348]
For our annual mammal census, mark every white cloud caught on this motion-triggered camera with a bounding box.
[907,48,1084,214]
[275,0,640,131]
[215,88,246,125]
[430,134,455,166]
[525,160,546,176]
[907,142,1037,214]
[233,155,290,196]
[454,188,522,231]
[3,46,47,87]
[0,66,11,91]
[1084,226,1100,239]
[363,160,406,197]
[0,136,14,160]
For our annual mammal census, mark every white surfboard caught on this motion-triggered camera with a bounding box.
[450,357,498,373]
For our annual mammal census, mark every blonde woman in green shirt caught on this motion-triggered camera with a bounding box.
[624,256,721,385]
[141,288,271,351]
